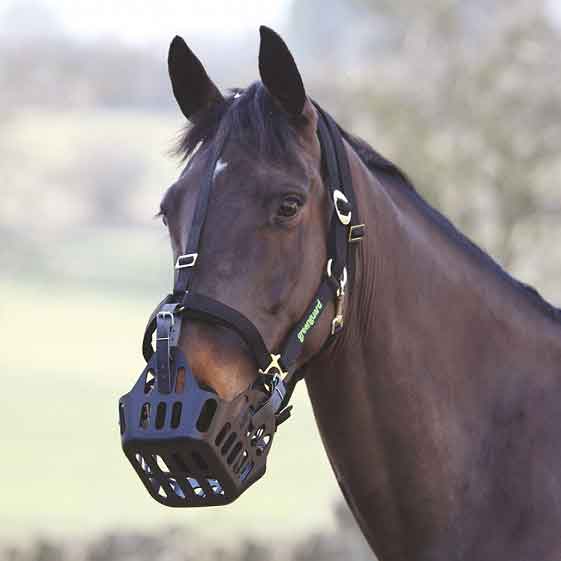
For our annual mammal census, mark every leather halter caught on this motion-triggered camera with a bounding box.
[141,102,364,420]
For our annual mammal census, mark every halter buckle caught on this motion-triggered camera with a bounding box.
[348,224,365,243]
[326,259,347,294]
[326,260,347,334]
[175,253,198,269]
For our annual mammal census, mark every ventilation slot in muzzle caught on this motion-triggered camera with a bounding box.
[215,423,230,446]
[196,399,217,432]
[171,402,182,428]
[139,403,151,429]
[119,403,126,435]
[221,433,237,456]
[155,402,166,429]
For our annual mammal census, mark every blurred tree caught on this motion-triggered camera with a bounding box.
[289,0,561,274]
[64,144,147,226]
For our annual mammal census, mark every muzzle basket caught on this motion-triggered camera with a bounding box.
[119,351,276,507]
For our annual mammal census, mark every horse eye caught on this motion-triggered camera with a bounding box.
[277,197,301,218]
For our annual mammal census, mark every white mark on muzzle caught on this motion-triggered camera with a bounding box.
[213,158,228,181]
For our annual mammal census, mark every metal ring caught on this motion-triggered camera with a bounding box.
[333,190,352,226]
[326,259,347,287]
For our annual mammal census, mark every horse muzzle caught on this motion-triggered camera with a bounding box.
[119,346,282,507]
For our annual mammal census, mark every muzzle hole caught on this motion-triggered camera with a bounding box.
[240,461,254,482]
[135,453,152,474]
[171,402,182,428]
[215,423,231,446]
[227,442,243,465]
[118,402,126,435]
[233,450,249,474]
[187,477,206,498]
[207,478,224,496]
[196,399,217,432]
[154,455,170,473]
[139,403,151,429]
[169,478,186,499]
[221,433,237,456]
[155,402,167,430]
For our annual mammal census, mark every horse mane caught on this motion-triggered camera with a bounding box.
[174,82,560,323]
[339,129,561,324]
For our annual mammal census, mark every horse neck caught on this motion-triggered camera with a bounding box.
[305,143,561,560]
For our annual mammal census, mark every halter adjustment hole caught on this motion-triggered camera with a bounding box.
[196,399,217,433]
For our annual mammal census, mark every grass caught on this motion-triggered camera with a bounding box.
[0,276,340,541]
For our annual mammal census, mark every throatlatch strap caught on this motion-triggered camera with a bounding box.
[280,277,338,370]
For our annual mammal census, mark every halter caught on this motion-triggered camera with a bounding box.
[118,103,364,507]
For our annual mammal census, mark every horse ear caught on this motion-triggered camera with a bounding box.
[258,26,306,118]
[168,35,223,121]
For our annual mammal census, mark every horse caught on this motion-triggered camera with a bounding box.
[156,26,561,561]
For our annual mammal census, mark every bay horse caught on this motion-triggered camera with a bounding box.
[158,27,561,561]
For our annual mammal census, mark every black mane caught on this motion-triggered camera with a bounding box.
[174,82,560,323]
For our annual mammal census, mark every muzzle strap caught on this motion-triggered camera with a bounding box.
[180,292,273,372]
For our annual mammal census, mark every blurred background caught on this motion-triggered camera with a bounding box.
[2,1,560,560]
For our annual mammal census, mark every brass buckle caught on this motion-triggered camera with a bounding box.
[348,224,365,243]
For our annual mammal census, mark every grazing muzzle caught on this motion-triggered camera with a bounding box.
[119,348,282,506]
[118,104,364,507]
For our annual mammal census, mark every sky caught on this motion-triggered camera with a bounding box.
[1,0,292,46]
[3,0,561,47]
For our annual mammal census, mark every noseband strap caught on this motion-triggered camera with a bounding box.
[142,103,364,423]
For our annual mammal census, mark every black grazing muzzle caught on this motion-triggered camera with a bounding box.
[118,103,365,507]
